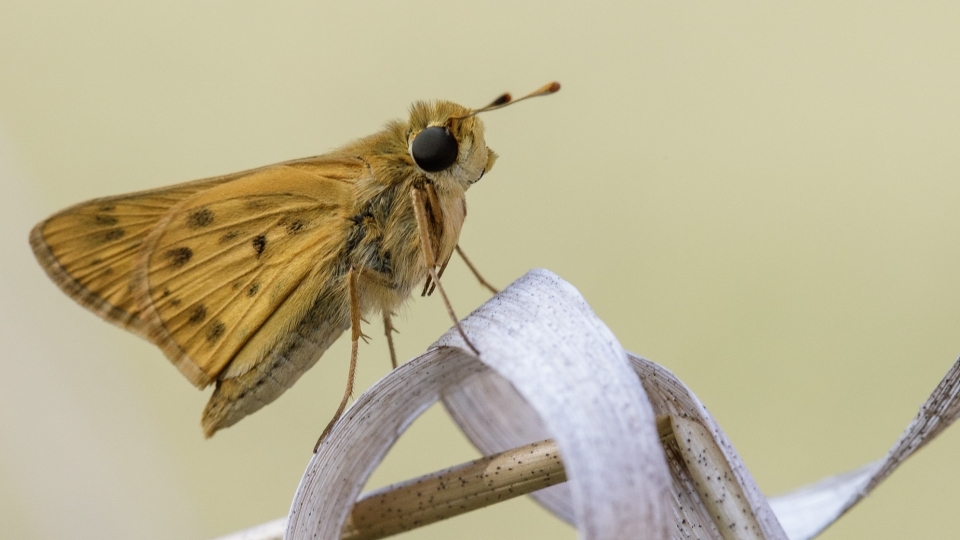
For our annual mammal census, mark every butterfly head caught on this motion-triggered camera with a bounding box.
[407,101,494,189]
[406,82,560,189]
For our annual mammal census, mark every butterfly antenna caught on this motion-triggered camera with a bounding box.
[456,81,561,119]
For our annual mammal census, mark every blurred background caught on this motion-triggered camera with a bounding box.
[2,2,959,539]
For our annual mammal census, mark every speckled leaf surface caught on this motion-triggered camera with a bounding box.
[286,270,673,539]
[769,356,960,540]
[218,270,960,540]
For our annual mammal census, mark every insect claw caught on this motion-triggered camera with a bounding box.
[421,275,433,296]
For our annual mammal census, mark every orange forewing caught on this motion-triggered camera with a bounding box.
[31,158,361,387]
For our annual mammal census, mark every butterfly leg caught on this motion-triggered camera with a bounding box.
[383,311,398,369]
[420,183,448,297]
[410,187,479,356]
[454,245,499,295]
[314,266,364,452]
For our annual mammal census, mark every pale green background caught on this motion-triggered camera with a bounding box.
[2,2,959,539]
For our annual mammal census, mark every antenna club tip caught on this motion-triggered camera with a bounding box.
[492,93,512,106]
[547,81,561,93]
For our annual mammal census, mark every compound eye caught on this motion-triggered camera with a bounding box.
[411,126,459,172]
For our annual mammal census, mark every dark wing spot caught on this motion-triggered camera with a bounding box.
[247,282,260,297]
[165,247,193,268]
[103,229,125,241]
[252,235,267,257]
[170,297,182,307]
[188,304,207,324]
[187,208,215,228]
[286,220,305,235]
[220,231,240,244]
[162,288,171,297]
[245,199,270,210]
[206,320,226,343]
[95,214,118,226]
[98,204,116,212]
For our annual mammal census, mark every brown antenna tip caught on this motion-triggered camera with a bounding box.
[489,93,512,107]
[546,81,561,93]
